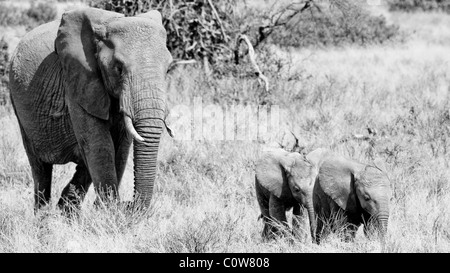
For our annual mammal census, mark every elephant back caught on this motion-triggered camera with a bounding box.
[10,20,61,89]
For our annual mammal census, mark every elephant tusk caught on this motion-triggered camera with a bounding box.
[163,120,174,138]
[124,115,145,143]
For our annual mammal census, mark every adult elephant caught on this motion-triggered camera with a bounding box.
[307,148,391,243]
[9,8,173,212]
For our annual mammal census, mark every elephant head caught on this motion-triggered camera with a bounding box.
[256,149,318,239]
[55,8,173,208]
[317,154,391,237]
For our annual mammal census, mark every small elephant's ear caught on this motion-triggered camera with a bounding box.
[255,149,291,199]
[318,156,359,210]
[279,153,296,175]
[136,10,163,25]
[55,8,124,120]
[306,148,329,168]
[373,158,388,174]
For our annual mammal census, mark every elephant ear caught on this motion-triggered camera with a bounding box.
[373,158,388,174]
[256,149,292,199]
[136,10,163,25]
[136,10,173,65]
[306,148,330,169]
[318,156,361,210]
[55,8,124,120]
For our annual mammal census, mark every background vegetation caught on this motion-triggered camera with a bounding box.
[91,0,402,64]
[389,0,450,13]
[0,0,450,252]
[0,1,57,28]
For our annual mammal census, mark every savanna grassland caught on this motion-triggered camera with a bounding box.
[1,0,450,253]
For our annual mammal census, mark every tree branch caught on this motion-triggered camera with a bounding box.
[235,34,269,93]
[207,0,229,43]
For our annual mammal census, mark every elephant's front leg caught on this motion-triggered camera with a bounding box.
[30,160,53,211]
[268,194,288,237]
[255,179,272,240]
[111,115,132,208]
[69,103,119,204]
[17,126,54,211]
[292,204,304,238]
[314,217,325,244]
[110,114,132,185]
[343,224,359,242]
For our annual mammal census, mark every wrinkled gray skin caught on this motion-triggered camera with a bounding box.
[307,148,391,243]
[255,148,318,241]
[9,8,172,212]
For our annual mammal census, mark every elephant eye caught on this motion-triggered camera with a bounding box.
[364,194,371,201]
[293,186,301,193]
[115,65,123,75]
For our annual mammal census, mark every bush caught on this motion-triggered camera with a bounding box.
[91,0,237,65]
[269,3,400,48]
[0,38,8,106]
[26,1,59,26]
[388,0,450,13]
[92,1,400,59]
[88,0,401,94]
[0,3,34,27]
[0,1,58,29]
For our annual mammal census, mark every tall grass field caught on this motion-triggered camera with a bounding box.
[1,0,450,252]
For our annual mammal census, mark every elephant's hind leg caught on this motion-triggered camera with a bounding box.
[343,224,358,242]
[29,159,53,211]
[58,163,92,212]
[19,127,53,211]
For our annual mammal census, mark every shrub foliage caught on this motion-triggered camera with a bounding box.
[91,0,238,65]
[0,2,58,29]
[388,0,450,13]
[269,5,400,48]
[0,38,8,106]
[91,0,401,64]
[26,1,59,26]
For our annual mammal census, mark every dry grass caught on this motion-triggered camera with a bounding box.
[1,2,450,252]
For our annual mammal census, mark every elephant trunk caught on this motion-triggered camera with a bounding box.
[377,213,389,251]
[126,77,166,210]
[377,213,389,236]
[133,117,162,208]
[305,195,317,243]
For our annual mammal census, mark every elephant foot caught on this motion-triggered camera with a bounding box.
[58,184,84,217]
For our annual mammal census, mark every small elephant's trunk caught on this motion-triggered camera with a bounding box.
[377,213,389,251]
[378,214,389,236]
[305,196,318,243]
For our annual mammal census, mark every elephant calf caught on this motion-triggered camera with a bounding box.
[307,148,391,243]
[255,148,318,241]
